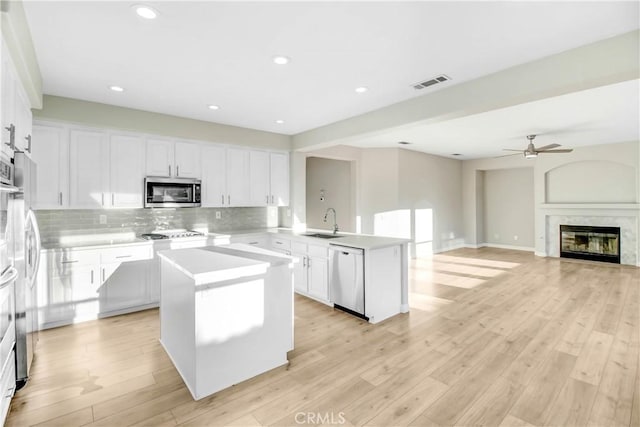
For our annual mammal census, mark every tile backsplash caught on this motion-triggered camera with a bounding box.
[35,207,281,244]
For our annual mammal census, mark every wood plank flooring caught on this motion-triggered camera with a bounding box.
[7,247,640,426]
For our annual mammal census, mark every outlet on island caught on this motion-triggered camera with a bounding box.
[99,214,107,225]
[215,211,221,219]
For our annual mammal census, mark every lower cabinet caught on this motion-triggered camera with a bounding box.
[280,239,330,304]
[38,244,153,329]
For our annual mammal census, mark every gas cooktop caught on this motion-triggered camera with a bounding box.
[139,230,205,240]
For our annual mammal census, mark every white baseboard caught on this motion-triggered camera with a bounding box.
[461,243,534,252]
[535,251,547,257]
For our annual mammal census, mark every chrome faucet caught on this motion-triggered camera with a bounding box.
[323,208,339,234]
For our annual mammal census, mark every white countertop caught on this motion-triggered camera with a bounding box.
[266,228,411,250]
[42,237,153,251]
[158,244,291,285]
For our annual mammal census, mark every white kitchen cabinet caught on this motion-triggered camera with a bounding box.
[38,244,153,329]
[247,150,290,207]
[284,240,330,304]
[110,134,145,208]
[99,261,149,313]
[31,124,69,209]
[1,40,33,158]
[231,234,270,248]
[146,138,201,178]
[174,141,201,178]
[146,138,174,177]
[226,147,251,206]
[249,150,270,206]
[201,144,227,207]
[69,129,110,208]
[269,152,289,206]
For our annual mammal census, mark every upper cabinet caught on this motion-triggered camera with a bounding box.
[201,144,227,207]
[69,129,110,208]
[226,147,251,206]
[1,40,32,158]
[110,135,145,208]
[270,152,289,206]
[32,120,290,209]
[146,139,201,178]
[31,125,69,209]
[246,150,289,207]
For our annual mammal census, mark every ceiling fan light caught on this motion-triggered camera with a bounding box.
[524,151,538,159]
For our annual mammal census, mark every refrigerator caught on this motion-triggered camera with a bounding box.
[11,151,40,390]
[0,150,41,393]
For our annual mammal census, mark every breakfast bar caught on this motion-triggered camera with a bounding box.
[158,244,294,400]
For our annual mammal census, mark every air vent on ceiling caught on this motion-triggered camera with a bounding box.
[412,74,451,90]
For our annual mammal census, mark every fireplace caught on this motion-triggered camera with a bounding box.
[560,225,621,264]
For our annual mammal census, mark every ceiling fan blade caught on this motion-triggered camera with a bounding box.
[494,153,521,158]
[535,143,560,151]
[538,149,573,153]
[502,149,523,152]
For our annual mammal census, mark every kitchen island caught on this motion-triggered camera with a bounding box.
[158,244,293,400]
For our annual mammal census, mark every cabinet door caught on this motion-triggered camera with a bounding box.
[69,129,109,208]
[1,47,16,158]
[249,150,270,206]
[47,265,98,324]
[31,125,69,209]
[146,138,174,177]
[14,86,32,154]
[307,256,329,301]
[174,141,201,178]
[225,147,250,206]
[110,134,145,208]
[292,252,308,294]
[270,152,289,206]
[201,144,226,207]
[99,261,149,313]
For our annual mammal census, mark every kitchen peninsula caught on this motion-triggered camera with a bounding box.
[158,244,293,400]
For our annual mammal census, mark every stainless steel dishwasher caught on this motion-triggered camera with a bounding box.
[329,245,366,320]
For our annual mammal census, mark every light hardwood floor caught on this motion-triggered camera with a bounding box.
[6,247,640,426]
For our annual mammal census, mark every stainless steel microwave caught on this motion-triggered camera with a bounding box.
[144,177,201,208]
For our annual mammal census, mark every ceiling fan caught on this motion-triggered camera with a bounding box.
[503,134,573,158]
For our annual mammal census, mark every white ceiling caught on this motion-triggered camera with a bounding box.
[24,1,640,139]
[345,79,640,159]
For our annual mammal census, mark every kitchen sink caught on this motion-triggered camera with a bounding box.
[303,233,343,239]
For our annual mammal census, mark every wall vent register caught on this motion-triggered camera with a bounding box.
[560,225,620,264]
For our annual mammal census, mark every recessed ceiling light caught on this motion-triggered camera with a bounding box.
[355,87,368,93]
[272,56,290,65]
[275,120,285,124]
[398,141,411,145]
[109,85,124,92]
[207,105,220,110]
[133,5,158,19]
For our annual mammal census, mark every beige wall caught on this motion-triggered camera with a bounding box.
[483,168,535,249]
[34,95,291,150]
[306,157,354,232]
[463,141,640,261]
[397,149,464,254]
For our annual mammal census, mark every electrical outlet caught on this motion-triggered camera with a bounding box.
[494,233,499,240]
[215,211,221,219]
[287,209,291,217]
[99,214,107,225]
[514,235,519,241]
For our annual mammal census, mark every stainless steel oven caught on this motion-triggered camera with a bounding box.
[144,177,201,208]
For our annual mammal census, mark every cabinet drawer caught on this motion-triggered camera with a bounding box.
[0,350,15,424]
[271,237,291,250]
[50,249,100,269]
[100,245,153,264]
[292,242,307,254]
[308,244,328,259]
[231,235,268,248]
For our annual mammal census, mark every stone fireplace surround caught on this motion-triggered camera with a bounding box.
[545,211,638,266]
